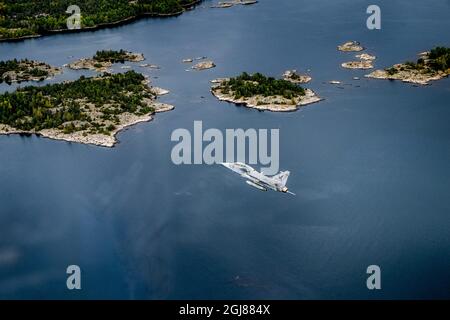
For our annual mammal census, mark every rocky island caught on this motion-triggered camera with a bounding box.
[0,59,62,84]
[68,49,145,72]
[282,70,312,84]
[192,60,216,71]
[341,60,374,70]
[0,71,173,147]
[366,47,450,85]
[342,52,376,69]
[182,57,216,70]
[338,41,364,52]
[211,0,258,9]
[211,72,322,112]
[339,41,376,69]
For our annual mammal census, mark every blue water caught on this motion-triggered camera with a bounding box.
[0,0,449,299]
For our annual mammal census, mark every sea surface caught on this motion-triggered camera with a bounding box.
[0,0,449,299]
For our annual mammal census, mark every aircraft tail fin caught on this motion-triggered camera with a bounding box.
[273,171,290,186]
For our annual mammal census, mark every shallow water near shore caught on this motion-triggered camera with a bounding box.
[1,0,450,299]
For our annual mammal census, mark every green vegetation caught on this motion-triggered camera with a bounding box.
[386,67,397,75]
[0,0,200,40]
[29,68,49,78]
[1,59,26,74]
[0,71,156,134]
[385,46,450,74]
[220,72,306,100]
[0,59,29,80]
[93,49,132,63]
[428,47,450,71]
[288,73,303,81]
[0,59,52,84]
[68,49,143,71]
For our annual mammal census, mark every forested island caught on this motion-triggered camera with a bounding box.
[0,0,202,41]
[0,70,174,147]
[366,47,450,85]
[211,72,322,112]
[68,49,145,72]
[0,59,62,84]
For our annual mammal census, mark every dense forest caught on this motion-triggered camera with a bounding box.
[0,0,200,40]
[219,72,306,100]
[0,71,156,134]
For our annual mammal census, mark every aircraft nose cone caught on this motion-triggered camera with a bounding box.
[221,162,231,168]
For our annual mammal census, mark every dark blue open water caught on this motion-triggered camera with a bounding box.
[0,0,449,299]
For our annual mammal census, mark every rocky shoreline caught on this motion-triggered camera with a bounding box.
[46,102,173,147]
[365,51,450,85]
[211,78,322,112]
[182,56,216,70]
[67,51,145,72]
[337,41,364,52]
[341,60,374,69]
[211,0,258,9]
[1,60,62,83]
[339,42,376,70]
[0,102,174,148]
[282,70,312,84]
[365,67,447,85]
[192,60,216,71]
[0,72,175,148]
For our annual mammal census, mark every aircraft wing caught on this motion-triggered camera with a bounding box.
[246,180,267,191]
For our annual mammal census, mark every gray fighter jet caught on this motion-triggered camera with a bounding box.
[221,162,295,195]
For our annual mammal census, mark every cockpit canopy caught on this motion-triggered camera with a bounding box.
[234,162,251,173]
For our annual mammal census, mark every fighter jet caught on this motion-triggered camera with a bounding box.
[221,162,295,195]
